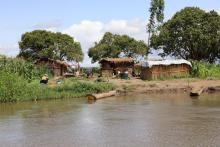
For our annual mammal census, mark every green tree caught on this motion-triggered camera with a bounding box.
[151,7,220,63]
[147,0,165,45]
[88,32,149,63]
[18,30,84,63]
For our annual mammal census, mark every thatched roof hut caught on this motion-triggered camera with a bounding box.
[99,58,134,77]
[140,59,192,80]
[35,58,70,77]
[100,58,134,63]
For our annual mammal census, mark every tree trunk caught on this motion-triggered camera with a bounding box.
[77,62,80,72]
[148,31,151,47]
[87,91,117,101]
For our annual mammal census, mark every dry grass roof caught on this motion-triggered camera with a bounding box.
[100,58,134,63]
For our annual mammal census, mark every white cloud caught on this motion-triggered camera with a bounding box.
[63,19,147,67]
[64,20,104,44]
[0,19,148,66]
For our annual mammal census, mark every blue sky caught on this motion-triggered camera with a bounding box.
[0,0,219,66]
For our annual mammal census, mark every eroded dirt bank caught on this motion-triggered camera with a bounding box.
[109,78,220,95]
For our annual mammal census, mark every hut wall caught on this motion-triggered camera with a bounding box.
[140,67,152,80]
[101,61,112,69]
[53,68,61,77]
[141,64,190,80]
[36,61,67,77]
[100,61,134,77]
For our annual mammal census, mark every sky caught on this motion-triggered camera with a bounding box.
[0,0,220,66]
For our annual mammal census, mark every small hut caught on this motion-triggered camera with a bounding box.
[35,58,70,77]
[140,59,192,80]
[99,58,134,77]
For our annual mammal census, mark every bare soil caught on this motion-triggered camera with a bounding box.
[108,78,220,95]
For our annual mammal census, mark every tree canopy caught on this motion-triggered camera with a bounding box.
[151,7,220,63]
[18,30,84,63]
[88,32,149,63]
[147,0,165,45]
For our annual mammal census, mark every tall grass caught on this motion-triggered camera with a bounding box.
[0,57,113,103]
[0,57,50,82]
[190,61,220,79]
[0,71,27,102]
[0,70,114,103]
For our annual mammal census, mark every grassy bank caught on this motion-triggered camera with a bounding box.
[0,58,114,103]
[0,73,114,103]
[1,57,220,103]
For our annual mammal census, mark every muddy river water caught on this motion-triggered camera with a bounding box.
[1,93,220,147]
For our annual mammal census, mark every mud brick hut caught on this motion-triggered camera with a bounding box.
[35,58,70,77]
[99,58,134,77]
[140,59,192,80]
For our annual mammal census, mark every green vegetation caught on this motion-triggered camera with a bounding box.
[152,7,220,63]
[191,61,220,79]
[147,0,165,45]
[18,30,84,63]
[55,78,114,97]
[0,57,50,82]
[88,32,149,62]
[0,74,114,103]
[0,57,114,103]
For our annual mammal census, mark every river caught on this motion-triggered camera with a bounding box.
[1,93,220,147]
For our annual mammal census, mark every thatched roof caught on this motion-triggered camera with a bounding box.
[35,58,70,68]
[142,59,192,68]
[100,58,134,64]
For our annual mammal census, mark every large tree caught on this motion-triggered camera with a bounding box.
[151,7,220,63]
[88,32,149,63]
[18,30,84,63]
[147,0,165,45]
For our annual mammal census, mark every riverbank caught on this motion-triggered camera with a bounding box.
[0,76,114,103]
[108,78,220,95]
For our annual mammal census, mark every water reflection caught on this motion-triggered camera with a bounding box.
[1,94,220,146]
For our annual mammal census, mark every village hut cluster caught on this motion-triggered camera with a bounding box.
[35,57,192,81]
[99,58,192,80]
